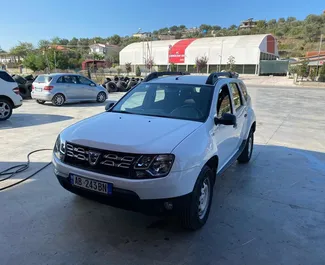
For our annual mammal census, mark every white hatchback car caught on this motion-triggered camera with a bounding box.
[52,71,256,230]
[0,70,23,121]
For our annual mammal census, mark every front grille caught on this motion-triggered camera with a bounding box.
[64,142,140,179]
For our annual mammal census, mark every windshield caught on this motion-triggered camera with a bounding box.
[111,82,214,122]
[35,75,52,83]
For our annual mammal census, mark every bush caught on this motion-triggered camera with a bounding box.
[135,66,141,77]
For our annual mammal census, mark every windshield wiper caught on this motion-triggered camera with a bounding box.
[110,110,136,114]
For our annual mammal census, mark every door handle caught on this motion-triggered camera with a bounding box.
[244,113,248,118]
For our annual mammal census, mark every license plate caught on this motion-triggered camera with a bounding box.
[70,174,112,195]
[35,88,42,92]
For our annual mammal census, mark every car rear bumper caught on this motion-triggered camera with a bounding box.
[31,91,53,101]
[56,174,191,216]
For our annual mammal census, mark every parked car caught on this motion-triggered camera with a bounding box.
[31,73,108,106]
[0,70,23,120]
[52,71,256,230]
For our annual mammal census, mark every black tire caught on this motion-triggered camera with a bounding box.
[126,81,137,91]
[0,99,13,121]
[237,130,254,163]
[106,81,118,93]
[116,81,127,92]
[181,165,214,230]
[36,100,46,104]
[96,92,107,103]
[52,94,65,106]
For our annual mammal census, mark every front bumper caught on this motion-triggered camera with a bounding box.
[56,174,191,216]
[53,155,199,200]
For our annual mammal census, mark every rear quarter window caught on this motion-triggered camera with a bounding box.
[238,82,248,101]
[35,75,52,83]
[0,71,15,82]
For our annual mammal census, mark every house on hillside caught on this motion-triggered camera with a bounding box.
[132,32,152,39]
[239,18,257,29]
[89,43,121,55]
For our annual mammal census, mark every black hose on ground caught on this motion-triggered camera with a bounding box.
[0,149,52,191]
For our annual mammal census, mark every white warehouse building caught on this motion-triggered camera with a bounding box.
[120,34,279,75]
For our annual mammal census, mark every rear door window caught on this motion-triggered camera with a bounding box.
[35,75,52,83]
[57,75,78,84]
[0,71,15,82]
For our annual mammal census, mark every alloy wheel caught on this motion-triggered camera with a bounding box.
[0,101,11,119]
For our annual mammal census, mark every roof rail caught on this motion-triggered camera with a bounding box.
[206,71,238,85]
[143,71,190,82]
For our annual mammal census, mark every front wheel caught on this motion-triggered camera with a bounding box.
[96,92,107,103]
[0,99,13,121]
[181,165,214,230]
[237,130,254,163]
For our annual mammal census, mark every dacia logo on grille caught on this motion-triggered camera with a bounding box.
[88,151,101,166]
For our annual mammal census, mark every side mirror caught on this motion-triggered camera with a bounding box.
[214,113,236,126]
[89,83,96,87]
[105,102,115,111]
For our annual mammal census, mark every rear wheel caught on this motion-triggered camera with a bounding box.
[52,94,65,106]
[237,130,254,163]
[0,99,13,121]
[96,92,107,103]
[181,165,214,230]
[36,100,46,104]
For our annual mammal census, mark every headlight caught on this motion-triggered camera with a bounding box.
[53,135,66,161]
[134,154,174,178]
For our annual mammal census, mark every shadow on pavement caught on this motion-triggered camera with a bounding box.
[0,113,73,129]
[1,144,325,264]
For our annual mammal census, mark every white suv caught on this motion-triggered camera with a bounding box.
[52,71,256,230]
[0,70,23,120]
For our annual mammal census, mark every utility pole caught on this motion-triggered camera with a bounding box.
[316,34,323,76]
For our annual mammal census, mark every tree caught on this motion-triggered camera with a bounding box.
[169,25,178,32]
[309,68,316,81]
[297,60,309,81]
[318,64,325,82]
[195,56,208,73]
[256,20,266,29]
[179,25,187,31]
[228,24,237,30]
[145,57,154,71]
[125,62,132,75]
[135,65,141,77]
[287,17,296,23]
[278,18,286,23]
[110,34,121,45]
[92,53,104,60]
[170,63,177,71]
[9,42,34,61]
[226,55,236,72]
[199,24,211,33]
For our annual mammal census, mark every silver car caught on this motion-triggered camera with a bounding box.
[31,73,108,106]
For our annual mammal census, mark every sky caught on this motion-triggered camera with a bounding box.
[0,0,323,50]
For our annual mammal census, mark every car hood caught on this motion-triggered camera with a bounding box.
[61,112,202,153]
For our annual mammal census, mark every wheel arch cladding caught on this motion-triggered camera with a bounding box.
[251,121,256,132]
[205,155,218,184]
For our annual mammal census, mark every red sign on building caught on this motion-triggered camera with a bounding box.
[168,39,196,64]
